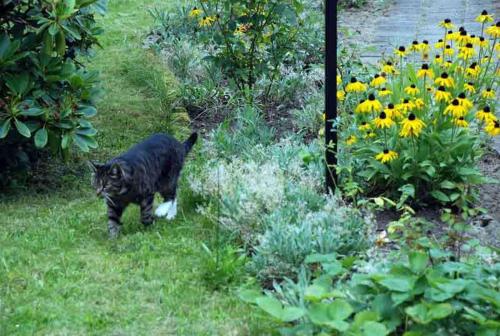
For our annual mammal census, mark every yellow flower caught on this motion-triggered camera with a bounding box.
[375,149,398,163]
[394,46,407,57]
[378,87,393,96]
[482,88,496,99]
[444,45,455,56]
[439,18,454,29]
[485,120,500,136]
[466,62,481,77]
[355,99,367,113]
[345,77,367,93]
[373,111,395,129]
[458,43,475,59]
[453,117,469,128]
[337,90,345,101]
[419,40,430,53]
[475,10,494,23]
[370,74,387,87]
[346,135,357,145]
[382,61,396,75]
[358,121,372,132]
[456,30,470,45]
[475,106,497,123]
[396,99,415,114]
[464,82,476,94]
[417,64,434,78]
[337,75,342,85]
[189,7,203,17]
[457,92,473,110]
[404,84,420,96]
[414,98,425,109]
[400,113,426,137]
[361,94,383,113]
[364,131,376,139]
[434,39,445,49]
[435,72,454,88]
[446,30,458,41]
[481,55,491,64]
[384,103,402,119]
[199,16,216,27]
[234,23,251,36]
[477,36,489,48]
[435,86,452,103]
[410,40,420,52]
[444,99,467,118]
[433,54,443,64]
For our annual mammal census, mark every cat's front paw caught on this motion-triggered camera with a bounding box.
[155,201,172,218]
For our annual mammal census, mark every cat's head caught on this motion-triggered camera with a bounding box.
[89,161,128,198]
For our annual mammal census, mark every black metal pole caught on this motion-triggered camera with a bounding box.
[325,0,338,192]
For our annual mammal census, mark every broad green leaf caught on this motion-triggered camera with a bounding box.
[430,190,450,203]
[328,299,353,321]
[238,289,262,304]
[61,133,71,149]
[0,118,11,138]
[281,307,305,322]
[377,275,416,292]
[362,321,388,336]
[305,253,337,264]
[14,119,31,138]
[439,180,456,189]
[77,105,97,117]
[56,30,66,55]
[255,297,283,320]
[20,107,44,116]
[427,303,453,320]
[34,128,48,148]
[408,251,428,274]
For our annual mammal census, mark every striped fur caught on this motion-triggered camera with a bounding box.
[91,133,197,238]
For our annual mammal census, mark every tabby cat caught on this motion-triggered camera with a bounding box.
[90,132,198,238]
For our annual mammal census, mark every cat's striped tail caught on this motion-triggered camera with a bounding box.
[183,132,198,154]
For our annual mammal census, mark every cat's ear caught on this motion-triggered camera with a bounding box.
[109,163,123,179]
[88,161,103,172]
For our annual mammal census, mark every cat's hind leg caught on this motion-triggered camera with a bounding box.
[157,185,178,220]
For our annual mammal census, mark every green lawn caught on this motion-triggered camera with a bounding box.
[0,1,272,335]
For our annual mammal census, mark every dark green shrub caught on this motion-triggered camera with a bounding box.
[0,0,105,186]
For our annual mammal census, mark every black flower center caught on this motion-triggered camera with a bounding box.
[368,94,375,101]
[374,74,380,78]
[435,55,441,59]
[481,10,488,15]
[438,86,446,91]
[360,99,365,103]
[410,84,416,88]
[465,43,473,48]
[441,73,449,78]
[409,113,416,120]
[422,64,429,70]
[484,106,490,112]
[193,6,198,9]
[446,45,451,49]
[412,41,418,45]
[444,18,451,23]
[496,21,500,28]
[387,61,393,66]
[458,93,466,99]
[452,99,459,105]
[459,26,465,32]
[495,121,500,128]
[468,82,474,86]
[381,88,387,91]
[388,103,394,109]
[460,30,467,36]
[459,117,464,121]
[351,77,357,83]
[383,149,389,154]
[480,37,485,42]
[362,121,367,125]
[403,99,409,104]
[380,112,387,119]
[438,39,443,42]
[423,40,429,44]
[486,88,492,92]
[399,46,405,52]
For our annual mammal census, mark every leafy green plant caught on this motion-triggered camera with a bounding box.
[335,12,499,207]
[0,0,105,185]
[242,246,500,335]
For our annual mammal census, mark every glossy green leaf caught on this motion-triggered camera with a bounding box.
[14,119,31,138]
[0,118,11,138]
[34,127,48,148]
